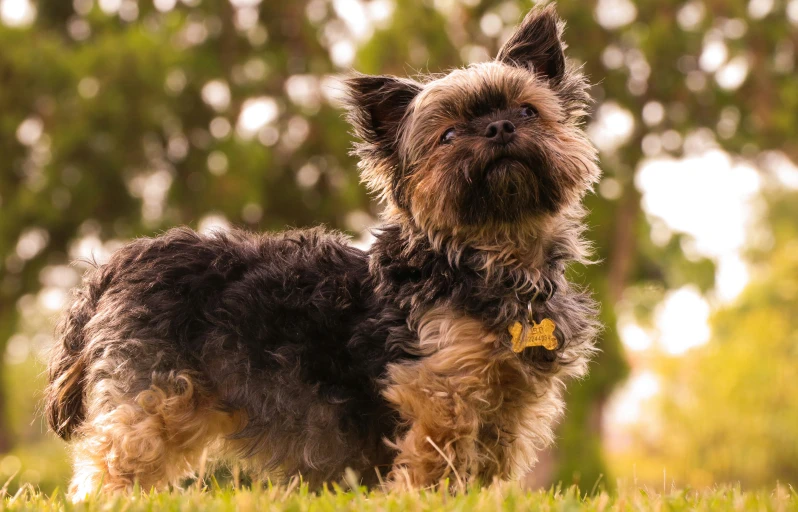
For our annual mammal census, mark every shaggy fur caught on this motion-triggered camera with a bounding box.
[46,5,601,499]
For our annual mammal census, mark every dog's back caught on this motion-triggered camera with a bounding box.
[45,226,399,495]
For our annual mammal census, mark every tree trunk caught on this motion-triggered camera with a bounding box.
[0,302,17,452]
[607,187,641,302]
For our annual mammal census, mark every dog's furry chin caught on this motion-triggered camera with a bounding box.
[46,4,601,499]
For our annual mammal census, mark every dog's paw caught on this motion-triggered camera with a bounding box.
[384,467,414,492]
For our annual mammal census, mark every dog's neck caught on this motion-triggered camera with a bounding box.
[373,206,590,279]
[368,208,589,330]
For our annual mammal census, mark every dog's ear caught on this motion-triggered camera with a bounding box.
[342,73,422,155]
[497,5,566,82]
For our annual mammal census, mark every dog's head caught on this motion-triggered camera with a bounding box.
[344,5,600,235]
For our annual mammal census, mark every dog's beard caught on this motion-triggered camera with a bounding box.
[455,151,565,226]
[403,130,588,233]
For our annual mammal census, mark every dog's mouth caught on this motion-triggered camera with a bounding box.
[482,154,534,180]
[455,150,559,225]
[486,156,515,173]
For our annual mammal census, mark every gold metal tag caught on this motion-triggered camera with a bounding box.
[509,318,558,352]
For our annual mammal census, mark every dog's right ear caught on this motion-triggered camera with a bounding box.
[497,5,566,82]
[342,74,422,156]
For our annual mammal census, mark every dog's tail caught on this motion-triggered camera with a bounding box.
[45,266,107,440]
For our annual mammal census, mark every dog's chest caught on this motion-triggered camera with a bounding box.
[381,306,561,477]
[385,306,545,428]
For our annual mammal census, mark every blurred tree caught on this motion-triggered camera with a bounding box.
[1,0,798,490]
[1,0,367,452]
[637,189,798,487]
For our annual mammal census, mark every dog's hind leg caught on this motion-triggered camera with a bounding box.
[68,371,231,500]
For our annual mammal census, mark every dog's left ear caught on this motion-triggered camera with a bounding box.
[497,5,566,82]
[342,73,422,156]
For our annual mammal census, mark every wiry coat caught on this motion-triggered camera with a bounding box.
[46,5,601,497]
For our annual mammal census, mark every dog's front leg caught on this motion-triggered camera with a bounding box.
[383,363,485,490]
[381,308,509,490]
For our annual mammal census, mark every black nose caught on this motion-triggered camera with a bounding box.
[485,120,516,144]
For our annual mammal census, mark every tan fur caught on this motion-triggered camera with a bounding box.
[69,372,236,500]
[404,63,569,161]
[383,306,580,489]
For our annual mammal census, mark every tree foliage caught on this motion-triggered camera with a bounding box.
[2,0,798,491]
[629,190,798,487]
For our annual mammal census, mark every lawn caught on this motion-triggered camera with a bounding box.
[2,481,795,511]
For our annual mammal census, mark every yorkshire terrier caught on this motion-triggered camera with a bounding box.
[46,5,600,498]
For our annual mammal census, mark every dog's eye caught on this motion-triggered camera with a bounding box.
[440,127,456,144]
[520,104,539,118]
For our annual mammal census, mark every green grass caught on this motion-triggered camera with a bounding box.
[1,481,796,511]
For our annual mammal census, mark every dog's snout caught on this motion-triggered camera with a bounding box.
[484,120,516,144]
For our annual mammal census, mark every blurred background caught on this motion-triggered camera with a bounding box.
[1,0,797,494]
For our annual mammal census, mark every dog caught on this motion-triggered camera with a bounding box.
[46,5,600,498]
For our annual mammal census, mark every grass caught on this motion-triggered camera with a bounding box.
[1,480,796,511]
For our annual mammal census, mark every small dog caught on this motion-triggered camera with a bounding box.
[46,5,600,498]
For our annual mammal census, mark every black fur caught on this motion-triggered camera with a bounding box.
[497,5,566,82]
[47,221,596,484]
[344,73,423,161]
[48,228,411,484]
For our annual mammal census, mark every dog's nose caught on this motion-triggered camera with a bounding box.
[484,120,516,144]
